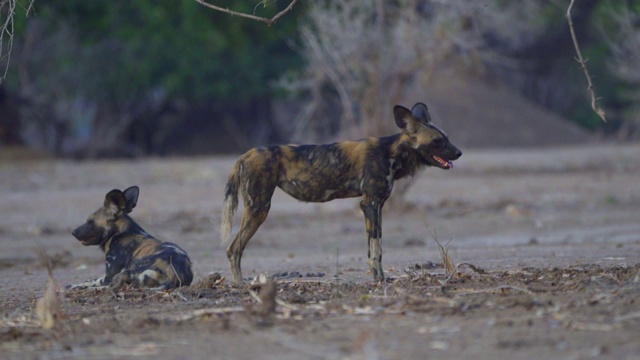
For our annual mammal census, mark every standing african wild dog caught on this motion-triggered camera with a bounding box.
[221,103,462,285]
[69,186,193,290]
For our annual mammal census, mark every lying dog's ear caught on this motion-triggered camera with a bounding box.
[104,186,139,216]
[394,105,419,135]
[104,189,127,216]
[122,186,139,214]
[411,103,431,125]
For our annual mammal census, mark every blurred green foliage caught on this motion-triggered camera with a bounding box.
[590,0,640,132]
[2,0,638,155]
[23,1,302,104]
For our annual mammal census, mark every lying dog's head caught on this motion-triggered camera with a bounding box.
[72,186,139,247]
[394,103,462,169]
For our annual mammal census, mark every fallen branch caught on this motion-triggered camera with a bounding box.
[164,307,245,322]
[194,0,298,26]
[440,262,488,287]
[553,312,616,332]
[0,315,40,328]
[394,287,456,306]
[445,285,535,296]
[566,0,607,122]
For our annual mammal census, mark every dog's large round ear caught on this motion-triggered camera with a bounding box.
[122,186,139,214]
[104,189,127,215]
[394,105,417,134]
[411,102,431,124]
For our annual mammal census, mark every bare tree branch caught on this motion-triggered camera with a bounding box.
[566,0,607,122]
[194,0,298,26]
[0,0,34,84]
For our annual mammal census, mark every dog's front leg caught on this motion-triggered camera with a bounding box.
[67,275,107,290]
[360,195,386,281]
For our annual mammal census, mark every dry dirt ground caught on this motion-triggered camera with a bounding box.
[1,143,639,359]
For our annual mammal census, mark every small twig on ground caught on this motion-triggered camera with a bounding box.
[566,0,607,122]
[457,262,487,275]
[168,256,182,288]
[275,298,299,311]
[167,290,189,302]
[440,262,487,287]
[331,246,343,299]
[248,288,263,304]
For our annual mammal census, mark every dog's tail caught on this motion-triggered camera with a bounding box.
[221,161,241,245]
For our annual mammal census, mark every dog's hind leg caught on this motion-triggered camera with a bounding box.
[360,193,388,281]
[227,206,271,285]
[226,180,275,285]
[111,270,134,289]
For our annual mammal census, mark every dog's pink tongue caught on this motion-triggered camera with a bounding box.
[448,161,454,169]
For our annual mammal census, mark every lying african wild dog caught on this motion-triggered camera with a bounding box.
[221,102,462,285]
[68,186,193,290]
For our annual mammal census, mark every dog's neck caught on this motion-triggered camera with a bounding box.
[386,133,426,180]
[99,216,151,252]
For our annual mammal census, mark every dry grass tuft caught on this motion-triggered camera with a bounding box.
[427,226,456,277]
[34,248,62,329]
[255,279,277,316]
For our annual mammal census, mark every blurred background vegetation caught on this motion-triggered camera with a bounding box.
[0,0,638,158]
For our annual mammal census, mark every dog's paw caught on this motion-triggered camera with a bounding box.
[66,276,107,290]
[66,283,88,290]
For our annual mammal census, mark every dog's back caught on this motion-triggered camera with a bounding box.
[110,236,193,289]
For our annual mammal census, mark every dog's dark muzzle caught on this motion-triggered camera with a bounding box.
[72,224,103,246]
[450,146,462,160]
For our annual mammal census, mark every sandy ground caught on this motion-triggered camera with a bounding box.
[0,143,639,359]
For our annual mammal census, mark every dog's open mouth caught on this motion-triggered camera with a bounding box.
[433,155,454,169]
[79,237,97,246]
